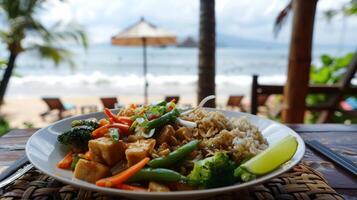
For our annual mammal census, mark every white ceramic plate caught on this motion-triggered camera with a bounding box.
[26,108,305,200]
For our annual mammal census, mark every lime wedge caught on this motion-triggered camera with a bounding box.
[241,135,298,175]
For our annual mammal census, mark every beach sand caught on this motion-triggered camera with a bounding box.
[2,95,250,128]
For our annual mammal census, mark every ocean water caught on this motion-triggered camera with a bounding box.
[3,44,354,98]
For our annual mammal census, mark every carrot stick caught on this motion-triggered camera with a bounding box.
[96,157,150,187]
[99,118,110,127]
[92,123,130,138]
[92,124,110,138]
[115,184,147,191]
[104,108,133,125]
[104,108,116,123]
[57,151,73,169]
[116,116,133,126]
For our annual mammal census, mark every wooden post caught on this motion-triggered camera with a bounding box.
[198,0,216,107]
[282,0,318,123]
[251,75,258,115]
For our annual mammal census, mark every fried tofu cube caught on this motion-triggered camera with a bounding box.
[89,137,126,166]
[125,139,156,166]
[73,159,110,183]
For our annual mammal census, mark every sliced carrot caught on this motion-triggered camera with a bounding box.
[84,151,93,160]
[110,123,130,135]
[57,151,73,169]
[99,118,110,127]
[96,157,150,187]
[92,124,110,138]
[115,184,147,191]
[116,116,133,126]
[104,108,133,126]
[104,108,116,123]
[92,123,130,138]
[130,104,137,109]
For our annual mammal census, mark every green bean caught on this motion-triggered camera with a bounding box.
[127,168,186,183]
[144,108,180,130]
[148,140,199,168]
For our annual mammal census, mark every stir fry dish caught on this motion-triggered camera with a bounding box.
[56,96,294,192]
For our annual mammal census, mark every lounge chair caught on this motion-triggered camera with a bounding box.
[165,96,180,104]
[41,98,76,120]
[226,95,244,111]
[100,97,118,109]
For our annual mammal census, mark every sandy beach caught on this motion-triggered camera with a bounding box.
[2,95,250,128]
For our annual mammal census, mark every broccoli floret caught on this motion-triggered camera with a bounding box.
[234,167,256,182]
[57,126,93,150]
[187,152,237,189]
[71,119,99,129]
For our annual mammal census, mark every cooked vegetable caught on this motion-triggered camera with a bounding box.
[116,116,133,126]
[99,118,110,127]
[71,119,99,129]
[115,184,147,191]
[109,128,120,142]
[84,151,93,160]
[92,123,130,138]
[144,108,180,131]
[148,140,199,168]
[187,152,237,189]
[234,167,256,182]
[104,108,133,125]
[57,151,73,169]
[70,155,80,170]
[57,126,93,150]
[127,168,186,183]
[96,157,150,187]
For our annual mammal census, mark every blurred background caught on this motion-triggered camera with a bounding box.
[0,0,356,132]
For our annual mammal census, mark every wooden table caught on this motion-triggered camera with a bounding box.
[0,125,356,199]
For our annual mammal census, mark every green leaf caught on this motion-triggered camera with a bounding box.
[333,53,353,70]
[320,54,334,66]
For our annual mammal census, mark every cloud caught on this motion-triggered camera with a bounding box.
[40,0,357,45]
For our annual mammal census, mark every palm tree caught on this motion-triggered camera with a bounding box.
[0,0,88,106]
[197,0,216,107]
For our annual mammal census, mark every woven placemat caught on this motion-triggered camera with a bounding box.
[0,164,343,200]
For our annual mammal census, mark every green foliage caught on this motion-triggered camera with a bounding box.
[23,121,34,128]
[0,117,10,136]
[307,52,356,123]
[0,0,88,67]
[324,0,357,21]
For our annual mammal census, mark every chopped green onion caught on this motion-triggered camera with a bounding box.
[109,128,119,142]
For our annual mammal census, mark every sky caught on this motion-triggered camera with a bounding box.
[41,0,357,46]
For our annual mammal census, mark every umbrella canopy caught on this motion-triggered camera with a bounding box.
[111,17,176,104]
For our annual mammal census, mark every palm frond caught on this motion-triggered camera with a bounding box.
[43,22,88,49]
[28,43,75,68]
[273,1,292,38]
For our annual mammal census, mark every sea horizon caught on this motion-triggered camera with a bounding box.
[1,44,355,98]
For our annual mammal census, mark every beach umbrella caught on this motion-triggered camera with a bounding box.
[111,17,176,104]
